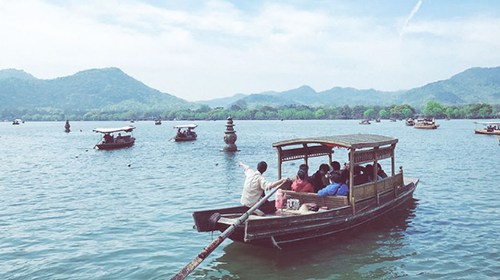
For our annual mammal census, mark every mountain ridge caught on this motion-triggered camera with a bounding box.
[0,66,498,113]
[196,66,500,108]
[0,67,191,112]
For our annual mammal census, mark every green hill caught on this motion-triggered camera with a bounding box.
[199,66,500,109]
[397,66,500,106]
[1,66,498,117]
[0,67,192,112]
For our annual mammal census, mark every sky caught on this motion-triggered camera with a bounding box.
[1,0,499,101]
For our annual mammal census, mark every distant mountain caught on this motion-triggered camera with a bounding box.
[0,69,37,81]
[196,93,247,108]
[198,67,500,108]
[397,66,500,106]
[0,67,192,111]
[1,66,498,114]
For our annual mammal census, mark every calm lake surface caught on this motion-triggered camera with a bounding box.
[1,119,499,280]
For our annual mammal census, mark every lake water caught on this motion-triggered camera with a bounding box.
[1,119,499,280]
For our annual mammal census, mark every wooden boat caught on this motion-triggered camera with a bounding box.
[192,134,419,248]
[93,126,136,150]
[359,119,371,125]
[474,121,500,135]
[154,119,162,125]
[414,118,439,129]
[174,124,198,142]
[406,118,415,126]
[12,119,21,125]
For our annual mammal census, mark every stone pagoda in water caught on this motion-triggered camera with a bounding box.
[223,116,238,152]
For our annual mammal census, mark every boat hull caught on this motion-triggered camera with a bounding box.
[193,179,418,248]
[175,136,197,142]
[474,129,500,135]
[415,125,438,129]
[95,139,135,150]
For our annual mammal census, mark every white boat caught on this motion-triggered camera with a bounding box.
[414,118,439,129]
[93,126,136,150]
[474,121,500,135]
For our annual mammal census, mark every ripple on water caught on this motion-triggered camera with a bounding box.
[0,120,499,279]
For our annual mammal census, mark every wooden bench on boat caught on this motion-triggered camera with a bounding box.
[280,172,405,212]
[281,190,348,209]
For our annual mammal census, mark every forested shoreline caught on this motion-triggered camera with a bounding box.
[2,101,498,121]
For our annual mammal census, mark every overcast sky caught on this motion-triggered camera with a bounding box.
[1,0,499,101]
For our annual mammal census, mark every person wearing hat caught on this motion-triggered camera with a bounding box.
[318,171,349,197]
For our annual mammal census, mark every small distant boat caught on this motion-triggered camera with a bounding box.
[414,118,439,129]
[64,120,71,133]
[375,118,381,123]
[174,124,198,142]
[155,119,162,125]
[359,119,371,125]
[406,118,415,126]
[474,121,500,135]
[93,126,136,150]
[12,119,21,125]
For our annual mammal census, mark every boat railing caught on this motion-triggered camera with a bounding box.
[280,190,348,209]
[351,173,404,203]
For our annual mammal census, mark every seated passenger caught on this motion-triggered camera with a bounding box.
[291,169,314,193]
[376,163,388,178]
[318,171,349,197]
[103,133,113,143]
[116,133,123,143]
[310,163,330,192]
[365,164,383,182]
[353,165,370,185]
[330,161,341,172]
[299,164,309,178]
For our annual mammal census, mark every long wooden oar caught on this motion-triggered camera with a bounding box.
[171,182,285,280]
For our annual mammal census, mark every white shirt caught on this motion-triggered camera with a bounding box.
[239,163,273,207]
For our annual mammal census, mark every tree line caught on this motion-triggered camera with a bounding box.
[1,101,498,121]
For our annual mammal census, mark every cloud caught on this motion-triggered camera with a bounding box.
[400,0,423,39]
[0,0,499,101]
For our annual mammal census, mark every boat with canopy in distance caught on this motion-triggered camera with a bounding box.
[93,126,136,150]
[406,118,415,126]
[174,124,198,142]
[192,134,419,248]
[414,117,439,129]
[474,121,500,135]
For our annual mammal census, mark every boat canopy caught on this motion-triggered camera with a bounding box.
[174,124,198,129]
[93,126,135,134]
[273,134,397,150]
[273,134,398,179]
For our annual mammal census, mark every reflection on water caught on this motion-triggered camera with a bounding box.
[196,199,418,279]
